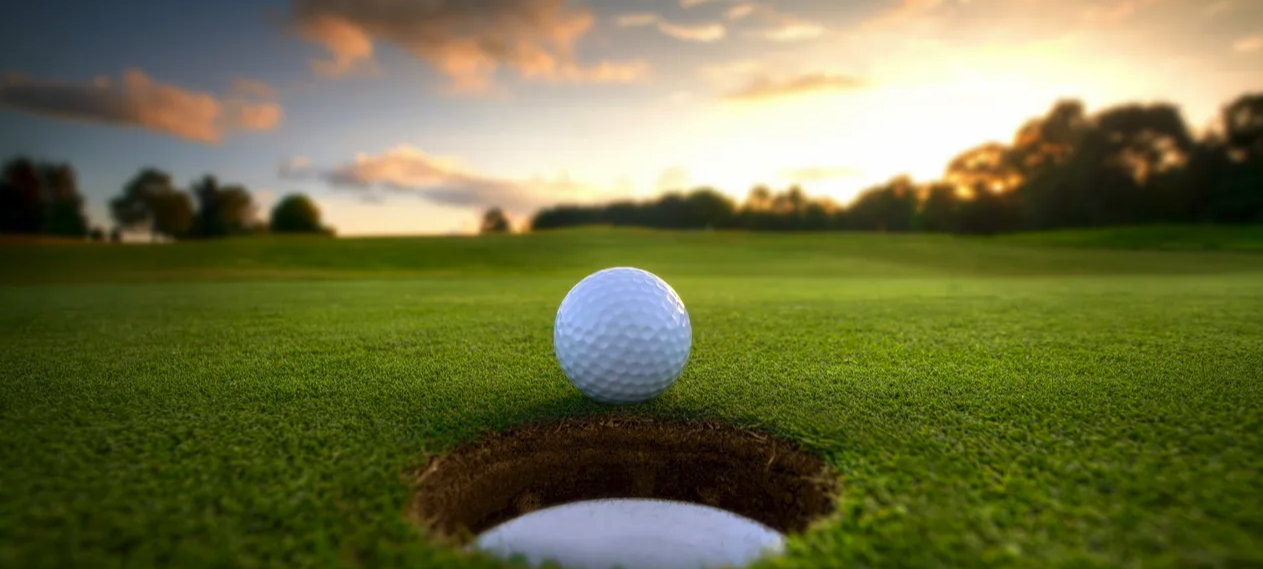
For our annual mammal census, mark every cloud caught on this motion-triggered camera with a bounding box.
[615,12,726,42]
[680,0,724,7]
[755,22,825,41]
[1234,35,1263,52]
[0,69,282,143]
[227,100,283,130]
[726,3,826,41]
[726,4,756,19]
[616,12,660,27]
[288,0,647,92]
[657,21,727,42]
[779,165,861,182]
[281,145,593,212]
[722,72,865,102]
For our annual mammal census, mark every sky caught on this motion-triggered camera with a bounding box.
[0,0,1259,236]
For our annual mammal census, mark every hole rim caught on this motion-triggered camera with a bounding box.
[407,415,841,547]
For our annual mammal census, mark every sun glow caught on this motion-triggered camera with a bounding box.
[671,35,1152,206]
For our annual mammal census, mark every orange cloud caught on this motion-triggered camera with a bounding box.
[722,72,865,102]
[227,100,283,130]
[615,12,727,42]
[289,0,646,92]
[755,22,825,41]
[658,21,727,42]
[727,3,826,41]
[616,13,660,27]
[726,4,756,19]
[282,145,595,212]
[0,69,282,143]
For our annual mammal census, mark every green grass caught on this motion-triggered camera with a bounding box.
[2,229,1262,569]
[997,224,1263,252]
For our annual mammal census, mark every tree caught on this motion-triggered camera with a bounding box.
[189,175,255,238]
[110,168,193,239]
[152,191,195,239]
[481,207,511,234]
[945,142,1024,196]
[1208,93,1263,223]
[916,183,963,232]
[270,193,326,233]
[683,188,737,229]
[846,177,918,232]
[1208,159,1263,223]
[39,163,88,238]
[0,158,43,234]
[1222,92,1263,162]
[1,157,90,237]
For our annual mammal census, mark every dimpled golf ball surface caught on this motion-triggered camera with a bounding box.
[554,267,691,404]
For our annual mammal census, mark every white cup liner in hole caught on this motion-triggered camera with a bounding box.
[471,498,786,569]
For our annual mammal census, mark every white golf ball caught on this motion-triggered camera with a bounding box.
[553,267,692,404]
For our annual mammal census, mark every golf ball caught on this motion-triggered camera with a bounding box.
[554,267,692,404]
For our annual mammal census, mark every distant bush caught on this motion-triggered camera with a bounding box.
[270,194,332,235]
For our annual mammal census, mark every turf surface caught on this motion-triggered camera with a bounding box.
[2,228,1262,568]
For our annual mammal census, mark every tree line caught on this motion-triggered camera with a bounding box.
[0,159,332,241]
[528,91,1263,234]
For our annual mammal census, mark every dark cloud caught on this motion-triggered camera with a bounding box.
[0,70,281,143]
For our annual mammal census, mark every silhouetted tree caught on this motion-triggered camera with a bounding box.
[110,168,193,240]
[39,163,88,237]
[270,193,326,233]
[683,188,737,229]
[846,177,918,232]
[1,157,90,237]
[1,158,45,234]
[1208,93,1263,222]
[189,175,255,238]
[1222,92,1263,162]
[481,207,511,234]
[916,183,963,232]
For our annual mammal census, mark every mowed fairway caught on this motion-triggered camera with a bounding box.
[2,228,1262,569]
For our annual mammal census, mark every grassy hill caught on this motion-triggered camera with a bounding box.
[997,224,1263,252]
[3,226,1262,285]
[1,229,1261,569]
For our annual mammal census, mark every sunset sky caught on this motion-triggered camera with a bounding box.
[1,0,1259,235]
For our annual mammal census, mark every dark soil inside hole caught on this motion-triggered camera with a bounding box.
[409,416,839,543]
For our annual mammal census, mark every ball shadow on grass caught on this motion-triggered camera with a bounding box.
[407,415,840,545]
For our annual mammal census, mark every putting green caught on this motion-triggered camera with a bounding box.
[1,228,1261,568]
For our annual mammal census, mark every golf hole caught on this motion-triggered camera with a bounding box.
[409,416,839,569]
